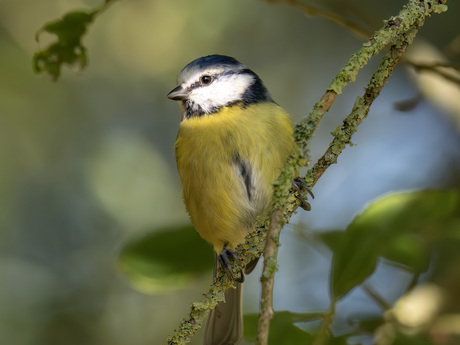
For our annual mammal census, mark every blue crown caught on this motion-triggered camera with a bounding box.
[184,55,242,70]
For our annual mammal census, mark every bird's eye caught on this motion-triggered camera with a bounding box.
[200,75,213,85]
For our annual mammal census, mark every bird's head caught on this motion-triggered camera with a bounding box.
[167,55,272,118]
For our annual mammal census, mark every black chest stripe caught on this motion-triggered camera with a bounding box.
[233,154,253,201]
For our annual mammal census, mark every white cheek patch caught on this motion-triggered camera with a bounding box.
[190,73,255,113]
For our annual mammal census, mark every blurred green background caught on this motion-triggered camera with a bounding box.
[1,0,460,344]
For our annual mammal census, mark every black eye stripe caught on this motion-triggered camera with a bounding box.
[190,69,252,89]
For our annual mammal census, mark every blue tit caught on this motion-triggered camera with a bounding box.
[168,55,294,345]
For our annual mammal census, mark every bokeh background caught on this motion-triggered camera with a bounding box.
[1,0,460,344]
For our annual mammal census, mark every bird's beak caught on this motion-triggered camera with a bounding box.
[167,85,189,101]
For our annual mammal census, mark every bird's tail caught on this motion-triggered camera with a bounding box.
[203,253,243,345]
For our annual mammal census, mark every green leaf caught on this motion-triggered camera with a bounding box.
[350,313,386,333]
[383,233,430,272]
[389,331,433,345]
[322,189,460,301]
[324,335,351,345]
[118,224,213,293]
[323,227,380,301]
[430,234,460,286]
[34,11,95,80]
[244,311,320,344]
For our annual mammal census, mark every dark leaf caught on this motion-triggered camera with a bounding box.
[33,11,95,80]
[118,224,213,293]
[347,312,385,333]
[325,334,352,345]
[322,190,460,301]
[323,225,380,300]
[389,331,434,345]
[382,233,430,272]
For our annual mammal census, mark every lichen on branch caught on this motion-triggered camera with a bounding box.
[166,1,448,345]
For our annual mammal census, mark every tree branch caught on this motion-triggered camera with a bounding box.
[165,1,448,344]
[306,40,411,187]
[256,1,447,344]
[256,208,284,345]
[306,40,414,345]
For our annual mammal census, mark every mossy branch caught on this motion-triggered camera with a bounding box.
[166,1,448,344]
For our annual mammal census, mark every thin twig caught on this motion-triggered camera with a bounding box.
[404,60,460,85]
[311,306,336,345]
[407,272,421,291]
[256,208,284,345]
[363,283,391,311]
[288,0,372,40]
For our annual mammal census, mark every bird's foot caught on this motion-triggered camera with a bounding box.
[292,177,314,211]
[218,244,245,283]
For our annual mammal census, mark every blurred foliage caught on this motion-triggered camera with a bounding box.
[244,311,320,344]
[120,189,460,344]
[33,0,117,80]
[324,190,458,300]
[32,0,391,81]
[119,225,213,293]
[1,0,458,344]
[34,11,94,80]
[278,189,460,345]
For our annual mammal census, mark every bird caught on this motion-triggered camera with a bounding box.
[168,55,309,345]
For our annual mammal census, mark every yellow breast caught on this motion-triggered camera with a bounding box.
[175,102,293,252]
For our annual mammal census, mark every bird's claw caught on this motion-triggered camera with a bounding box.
[292,177,314,211]
[218,245,245,283]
